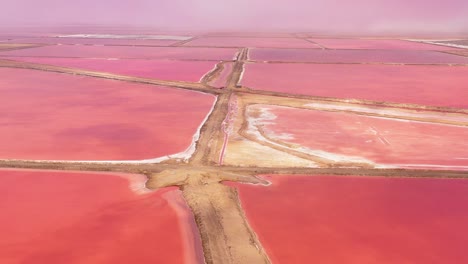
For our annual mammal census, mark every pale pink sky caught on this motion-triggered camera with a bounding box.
[1,0,468,34]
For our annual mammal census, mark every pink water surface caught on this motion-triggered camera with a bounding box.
[310,38,461,50]
[228,175,468,264]
[0,45,238,60]
[203,32,295,38]
[6,37,180,46]
[0,169,204,264]
[4,57,217,82]
[241,63,468,108]
[254,105,468,167]
[184,37,319,48]
[249,48,468,64]
[0,68,215,161]
[208,62,233,88]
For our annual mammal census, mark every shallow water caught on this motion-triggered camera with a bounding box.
[228,175,468,264]
[0,169,204,264]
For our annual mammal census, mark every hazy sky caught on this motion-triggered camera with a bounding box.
[2,0,468,34]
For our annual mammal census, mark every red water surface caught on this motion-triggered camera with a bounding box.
[249,48,468,64]
[310,38,460,50]
[0,68,215,161]
[6,37,180,46]
[184,37,318,48]
[228,175,468,264]
[241,63,468,108]
[0,45,238,60]
[0,169,204,264]
[4,57,216,82]
[253,105,468,168]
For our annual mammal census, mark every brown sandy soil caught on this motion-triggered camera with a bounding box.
[190,49,248,166]
[183,183,269,264]
[190,92,232,165]
[444,50,468,57]
[1,38,468,264]
[0,43,43,51]
[1,160,467,179]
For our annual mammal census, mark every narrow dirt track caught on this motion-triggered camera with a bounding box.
[190,92,232,166]
[0,43,45,51]
[183,183,270,264]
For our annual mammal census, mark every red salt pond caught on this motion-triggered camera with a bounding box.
[241,63,468,108]
[249,105,468,169]
[184,37,319,48]
[0,169,203,264]
[6,37,181,46]
[310,38,461,50]
[248,48,468,64]
[0,68,215,161]
[3,57,217,82]
[0,45,238,60]
[228,175,468,264]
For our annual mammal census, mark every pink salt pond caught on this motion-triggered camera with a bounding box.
[0,169,204,264]
[248,48,468,64]
[310,38,461,50]
[228,175,468,264]
[0,45,238,60]
[3,57,218,82]
[5,37,181,46]
[203,32,294,38]
[248,105,468,169]
[0,68,215,161]
[241,63,468,108]
[184,37,319,48]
